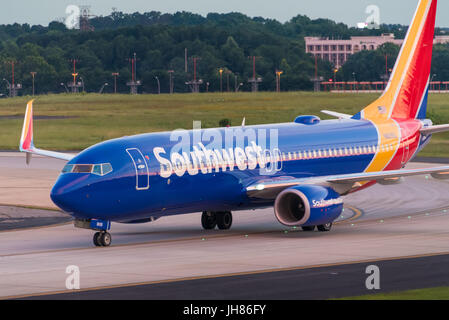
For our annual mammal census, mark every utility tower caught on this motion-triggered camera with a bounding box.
[67,59,82,93]
[79,6,95,32]
[4,61,22,97]
[126,53,142,94]
[185,57,203,93]
[248,56,262,92]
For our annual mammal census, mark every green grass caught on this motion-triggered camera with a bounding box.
[0,91,449,157]
[339,287,449,300]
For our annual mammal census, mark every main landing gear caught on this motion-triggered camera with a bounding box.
[302,223,333,232]
[201,211,233,230]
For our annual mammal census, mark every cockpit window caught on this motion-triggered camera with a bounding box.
[62,163,113,176]
[92,165,102,176]
[73,165,94,173]
[62,164,74,173]
[102,163,113,175]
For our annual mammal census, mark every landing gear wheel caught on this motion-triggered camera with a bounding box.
[317,223,333,232]
[201,211,217,230]
[93,232,102,247]
[99,232,112,247]
[216,211,233,230]
[302,226,315,231]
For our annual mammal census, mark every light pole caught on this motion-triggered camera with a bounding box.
[226,70,231,92]
[99,83,109,94]
[112,72,119,94]
[236,82,244,92]
[3,79,10,97]
[276,70,283,92]
[168,70,174,94]
[352,72,356,91]
[30,72,37,96]
[154,76,160,94]
[60,83,69,93]
[219,68,224,92]
[431,74,437,91]
[79,77,85,93]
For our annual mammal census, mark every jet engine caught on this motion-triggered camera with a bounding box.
[274,185,343,227]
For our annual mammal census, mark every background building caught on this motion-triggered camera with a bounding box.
[305,34,449,68]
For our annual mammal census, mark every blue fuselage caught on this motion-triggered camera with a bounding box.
[50,119,400,223]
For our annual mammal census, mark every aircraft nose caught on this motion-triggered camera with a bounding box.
[51,174,89,213]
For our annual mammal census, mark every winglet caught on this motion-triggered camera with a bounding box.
[19,100,76,164]
[19,100,35,155]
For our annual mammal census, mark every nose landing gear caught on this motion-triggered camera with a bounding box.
[75,219,112,247]
[201,211,233,230]
[93,231,112,247]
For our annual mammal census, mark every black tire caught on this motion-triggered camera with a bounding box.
[216,211,233,230]
[317,223,333,232]
[201,211,217,230]
[302,226,315,231]
[100,232,112,247]
[93,232,102,247]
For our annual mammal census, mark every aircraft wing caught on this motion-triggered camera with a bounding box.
[246,166,449,199]
[19,100,76,164]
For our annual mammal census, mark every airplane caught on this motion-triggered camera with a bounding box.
[19,0,449,247]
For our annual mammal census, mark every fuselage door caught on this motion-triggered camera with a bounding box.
[126,148,150,190]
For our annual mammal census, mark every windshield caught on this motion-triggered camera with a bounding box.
[62,163,113,176]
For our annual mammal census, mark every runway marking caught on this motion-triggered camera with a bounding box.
[335,206,363,224]
[5,250,449,300]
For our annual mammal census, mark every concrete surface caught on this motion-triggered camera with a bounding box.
[1,153,449,299]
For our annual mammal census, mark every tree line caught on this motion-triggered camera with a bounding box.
[0,11,448,95]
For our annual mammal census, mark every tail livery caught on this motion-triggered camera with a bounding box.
[356,0,437,121]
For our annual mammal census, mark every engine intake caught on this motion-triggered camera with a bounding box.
[274,185,343,227]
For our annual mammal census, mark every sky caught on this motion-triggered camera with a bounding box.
[3,0,449,28]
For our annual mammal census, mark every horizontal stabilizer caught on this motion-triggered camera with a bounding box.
[321,110,352,120]
[420,124,449,135]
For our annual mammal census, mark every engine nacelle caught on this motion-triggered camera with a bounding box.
[274,185,343,227]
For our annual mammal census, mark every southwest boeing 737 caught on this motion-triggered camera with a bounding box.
[19,0,449,247]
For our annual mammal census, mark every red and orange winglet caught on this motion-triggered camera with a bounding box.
[19,100,35,152]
